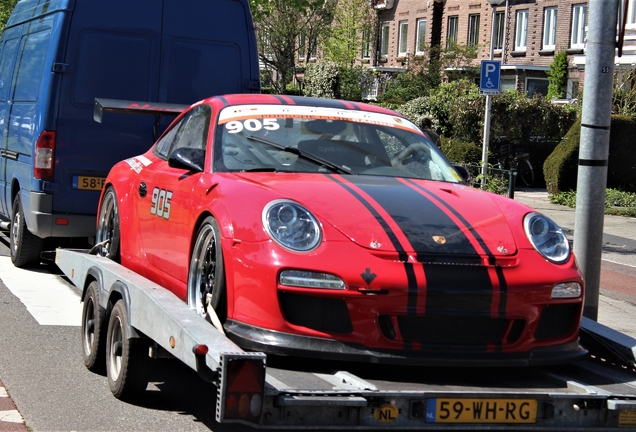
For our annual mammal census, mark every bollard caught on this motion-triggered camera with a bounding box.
[508,169,517,199]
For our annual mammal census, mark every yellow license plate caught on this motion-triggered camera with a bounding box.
[427,398,537,424]
[619,409,636,427]
[73,176,106,191]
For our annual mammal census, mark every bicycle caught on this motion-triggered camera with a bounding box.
[496,141,535,187]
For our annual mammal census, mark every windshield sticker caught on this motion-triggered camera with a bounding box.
[125,155,153,174]
[219,105,420,134]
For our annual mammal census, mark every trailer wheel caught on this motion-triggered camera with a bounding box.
[96,187,121,262]
[82,281,107,373]
[187,217,227,326]
[10,194,43,267]
[106,300,150,400]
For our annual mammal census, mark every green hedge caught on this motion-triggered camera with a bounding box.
[440,137,482,165]
[544,115,636,194]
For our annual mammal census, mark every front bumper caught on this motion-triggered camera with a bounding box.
[225,320,588,367]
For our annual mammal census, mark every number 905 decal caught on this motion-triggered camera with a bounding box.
[226,118,280,134]
[151,187,173,220]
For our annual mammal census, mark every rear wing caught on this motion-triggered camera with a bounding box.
[94,98,189,140]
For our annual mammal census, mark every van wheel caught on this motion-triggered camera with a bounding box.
[106,300,150,400]
[82,281,107,374]
[187,217,227,327]
[10,194,43,267]
[96,187,120,262]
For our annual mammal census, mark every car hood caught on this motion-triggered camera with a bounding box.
[233,173,518,257]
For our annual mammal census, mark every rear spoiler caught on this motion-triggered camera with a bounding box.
[94,98,188,123]
[94,98,189,140]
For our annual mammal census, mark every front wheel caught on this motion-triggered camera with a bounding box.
[10,194,43,267]
[96,187,121,262]
[518,159,535,187]
[187,217,227,330]
[106,300,150,400]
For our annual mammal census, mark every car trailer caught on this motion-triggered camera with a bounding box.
[55,248,636,430]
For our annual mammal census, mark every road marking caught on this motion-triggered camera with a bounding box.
[0,410,24,423]
[0,388,6,398]
[603,258,636,268]
[0,257,81,326]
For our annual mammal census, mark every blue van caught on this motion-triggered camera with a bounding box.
[0,0,260,266]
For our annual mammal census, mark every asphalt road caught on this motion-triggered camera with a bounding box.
[0,229,253,432]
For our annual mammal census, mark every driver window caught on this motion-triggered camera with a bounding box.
[169,105,211,154]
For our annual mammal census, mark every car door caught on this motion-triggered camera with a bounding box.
[135,105,211,296]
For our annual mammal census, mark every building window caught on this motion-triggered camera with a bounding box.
[501,78,516,92]
[416,18,427,54]
[493,11,505,50]
[298,33,306,59]
[571,4,586,48]
[362,30,371,59]
[447,16,458,49]
[526,78,549,97]
[468,14,480,47]
[380,23,390,57]
[543,7,558,51]
[629,0,636,25]
[515,10,528,51]
[398,20,409,56]
[567,79,580,99]
[309,39,317,59]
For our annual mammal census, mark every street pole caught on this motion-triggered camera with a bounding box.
[481,1,502,184]
[574,0,618,320]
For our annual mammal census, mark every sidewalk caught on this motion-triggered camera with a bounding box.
[514,189,636,339]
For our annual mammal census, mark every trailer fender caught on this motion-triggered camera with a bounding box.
[107,281,142,339]
[82,266,104,303]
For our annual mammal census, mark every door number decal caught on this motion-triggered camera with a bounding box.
[150,187,173,219]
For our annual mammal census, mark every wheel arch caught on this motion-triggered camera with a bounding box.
[82,266,104,304]
[107,281,142,339]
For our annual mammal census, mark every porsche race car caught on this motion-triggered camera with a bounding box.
[95,94,585,366]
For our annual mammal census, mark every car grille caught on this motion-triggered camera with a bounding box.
[279,292,353,334]
[380,314,526,347]
[535,303,579,340]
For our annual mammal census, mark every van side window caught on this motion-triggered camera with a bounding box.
[169,105,211,154]
[0,38,19,101]
[14,29,51,101]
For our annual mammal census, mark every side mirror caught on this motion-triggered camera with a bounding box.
[453,165,470,183]
[168,147,205,172]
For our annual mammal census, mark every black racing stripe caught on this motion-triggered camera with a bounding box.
[348,101,362,110]
[404,179,494,257]
[271,95,288,104]
[216,96,230,107]
[423,265,492,314]
[348,176,478,255]
[495,266,507,319]
[285,96,350,110]
[327,175,419,321]
[326,175,407,261]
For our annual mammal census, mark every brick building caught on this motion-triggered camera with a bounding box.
[369,0,636,99]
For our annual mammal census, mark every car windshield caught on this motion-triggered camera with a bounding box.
[213,104,462,182]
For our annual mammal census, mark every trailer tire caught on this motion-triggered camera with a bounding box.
[96,187,121,262]
[187,216,227,324]
[106,300,150,400]
[82,281,107,374]
[10,194,43,268]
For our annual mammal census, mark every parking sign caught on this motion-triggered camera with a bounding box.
[480,60,501,95]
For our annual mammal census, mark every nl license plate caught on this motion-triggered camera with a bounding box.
[72,176,106,191]
[426,398,537,424]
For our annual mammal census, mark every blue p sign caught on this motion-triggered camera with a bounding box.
[480,60,501,95]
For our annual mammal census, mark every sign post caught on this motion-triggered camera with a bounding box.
[479,59,501,185]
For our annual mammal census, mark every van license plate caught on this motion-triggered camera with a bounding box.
[73,176,106,191]
[426,398,537,423]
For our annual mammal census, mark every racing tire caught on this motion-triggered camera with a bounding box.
[106,300,150,400]
[10,194,43,268]
[187,216,227,325]
[96,187,121,262]
[518,159,535,187]
[82,281,107,374]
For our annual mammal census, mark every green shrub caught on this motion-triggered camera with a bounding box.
[440,137,482,165]
[303,61,339,99]
[544,115,636,194]
[550,188,636,217]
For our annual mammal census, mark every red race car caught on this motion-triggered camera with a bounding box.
[95,94,585,366]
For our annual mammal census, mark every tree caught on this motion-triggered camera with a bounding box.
[321,0,374,68]
[0,0,17,30]
[249,0,335,94]
[546,50,568,100]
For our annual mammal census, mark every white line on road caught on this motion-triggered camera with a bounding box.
[0,410,24,423]
[0,257,81,326]
[603,258,636,268]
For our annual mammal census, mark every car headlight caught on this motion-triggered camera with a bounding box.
[523,212,570,264]
[263,200,321,252]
